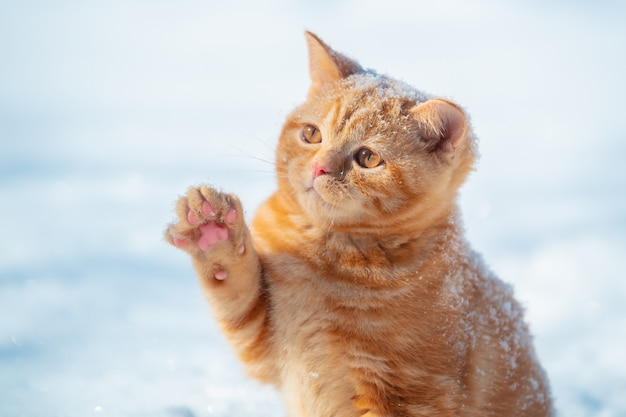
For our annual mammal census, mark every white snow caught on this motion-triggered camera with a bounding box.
[1,1,625,416]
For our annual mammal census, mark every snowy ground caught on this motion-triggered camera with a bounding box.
[1,1,625,416]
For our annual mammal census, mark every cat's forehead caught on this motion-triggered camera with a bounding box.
[319,73,431,126]
[340,73,429,104]
[313,73,428,138]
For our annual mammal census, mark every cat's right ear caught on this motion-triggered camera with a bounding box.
[305,31,362,97]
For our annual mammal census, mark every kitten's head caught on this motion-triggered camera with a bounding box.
[275,32,477,233]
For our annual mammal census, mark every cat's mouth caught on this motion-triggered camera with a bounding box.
[308,178,334,204]
[311,176,358,214]
[305,176,339,207]
[301,168,367,220]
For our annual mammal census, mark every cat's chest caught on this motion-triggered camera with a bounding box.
[265,254,343,340]
[265,259,363,414]
[260,245,471,415]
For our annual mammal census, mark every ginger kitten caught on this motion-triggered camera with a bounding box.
[165,32,553,417]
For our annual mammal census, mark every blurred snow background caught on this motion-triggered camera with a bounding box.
[1,0,625,416]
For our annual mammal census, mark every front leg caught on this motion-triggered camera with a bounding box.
[165,185,277,383]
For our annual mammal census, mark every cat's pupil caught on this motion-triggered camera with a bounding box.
[301,125,322,144]
[356,148,382,168]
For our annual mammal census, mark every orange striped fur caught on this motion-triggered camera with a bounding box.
[165,32,553,416]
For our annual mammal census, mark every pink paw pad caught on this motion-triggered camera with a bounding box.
[214,269,228,280]
[202,201,215,217]
[173,237,188,248]
[226,208,237,224]
[187,210,200,225]
[197,221,230,251]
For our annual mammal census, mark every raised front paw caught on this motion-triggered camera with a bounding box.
[165,185,247,279]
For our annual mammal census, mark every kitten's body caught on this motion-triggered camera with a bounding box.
[166,33,552,416]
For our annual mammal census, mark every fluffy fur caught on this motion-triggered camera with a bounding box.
[165,32,553,417]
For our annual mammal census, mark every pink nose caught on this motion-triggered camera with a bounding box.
[312,160,329,179]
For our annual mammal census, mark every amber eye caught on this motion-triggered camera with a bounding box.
[355,148,383,168]
[301,125,322,144]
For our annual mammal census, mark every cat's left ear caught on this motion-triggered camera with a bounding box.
[410,99,468,157]
[305,31,362,96]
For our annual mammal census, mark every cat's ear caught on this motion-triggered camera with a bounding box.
[410,99,468,157]
[305,31,362,96]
